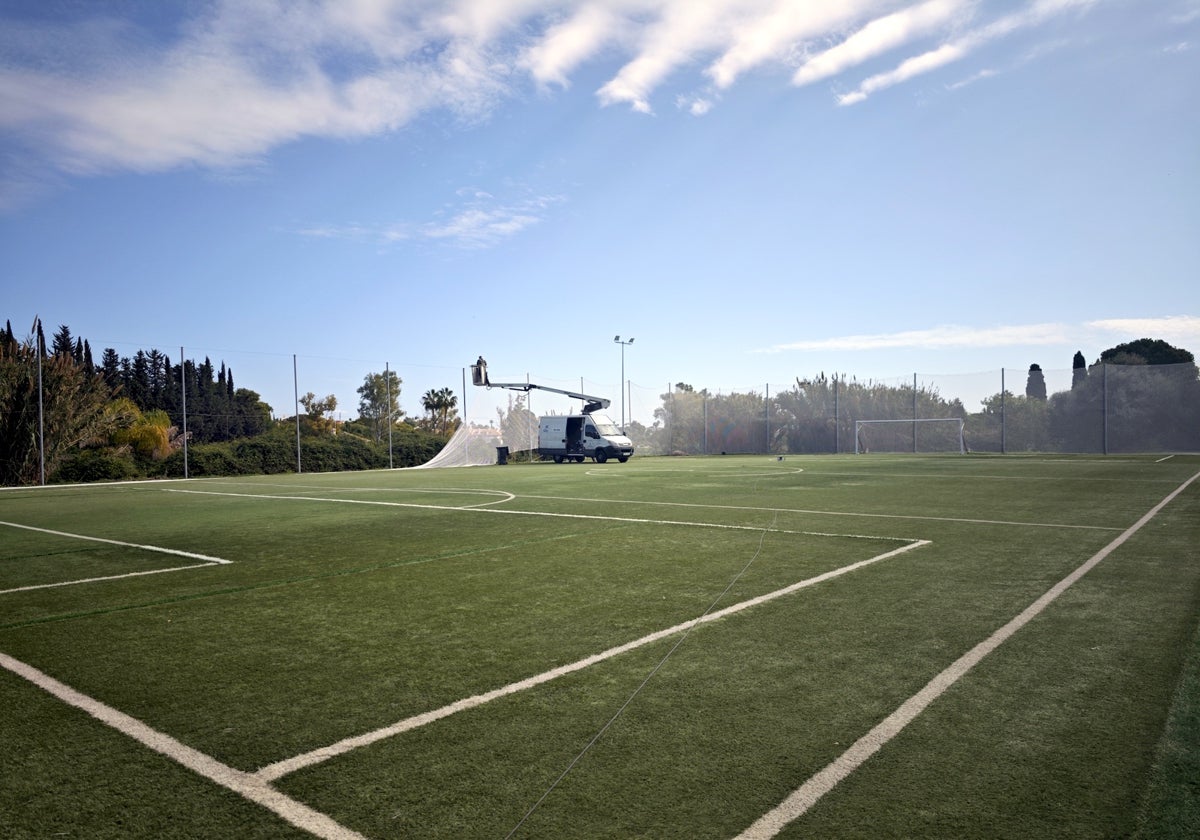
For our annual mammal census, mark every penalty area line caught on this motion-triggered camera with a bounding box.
[0,651,366,840]
[1,563,224,595]
[0,520,232,595]
[0,520,231,563]
[254,538,928,783]
[733,468,1200,839]
[166,489,915,544]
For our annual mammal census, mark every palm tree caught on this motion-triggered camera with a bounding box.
[435,387,458,435]
[421,387,459,435]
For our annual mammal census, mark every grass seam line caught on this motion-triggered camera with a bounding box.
[733,468,1200,840]
[252,539,929,783]
[505,512,785,838]
[515,494,1124,531]
[0,650,366,840]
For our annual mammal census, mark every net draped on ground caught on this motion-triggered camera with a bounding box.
[413,416,538,468]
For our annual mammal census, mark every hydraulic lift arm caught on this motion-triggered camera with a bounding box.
[471,360,610,414]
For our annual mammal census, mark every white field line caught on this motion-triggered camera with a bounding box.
[516,494,1123,532]
[1156,454,1175,463]
[0,520,231,563]
[0,651,366,840]
[254,539,928,783]
[734,468,1200,840]
[0,520,231,595]
[1,564,222,595]
[164,489,915,543]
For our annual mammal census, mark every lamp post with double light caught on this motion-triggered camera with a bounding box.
[613,335,634,429]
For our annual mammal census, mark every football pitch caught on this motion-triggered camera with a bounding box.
[2,454,1198,839]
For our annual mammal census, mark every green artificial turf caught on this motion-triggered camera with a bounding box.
[1,454,1197,838]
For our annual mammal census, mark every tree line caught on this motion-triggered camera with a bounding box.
[608,338,1199,456]
[1,320,454,485]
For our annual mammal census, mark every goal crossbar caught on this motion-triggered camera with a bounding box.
[854,418,965,454]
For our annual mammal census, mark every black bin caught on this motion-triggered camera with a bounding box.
[496,446,509,465]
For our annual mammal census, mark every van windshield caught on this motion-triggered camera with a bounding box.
[588,413,621,436]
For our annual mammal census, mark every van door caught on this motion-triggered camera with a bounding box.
[565,416,584,454]
[583,418,601,452]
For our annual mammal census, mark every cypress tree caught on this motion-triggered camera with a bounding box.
[1025,364,1047,400]
[1071,351,1087,389]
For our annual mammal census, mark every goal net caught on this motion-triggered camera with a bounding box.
[854,418,965,454]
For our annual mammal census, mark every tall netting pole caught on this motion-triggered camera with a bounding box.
[1001,368,1006,455]
[181,346,189,478]
[386,362,393,469]
[913,373,918,454]
[293,354,301,474]
[834,375,840,454]
[36,319,45,485]
[1103,363,1109,456]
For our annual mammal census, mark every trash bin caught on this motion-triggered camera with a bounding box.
[496,446,509,465]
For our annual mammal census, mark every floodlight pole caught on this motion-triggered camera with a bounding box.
[614,336,634,429]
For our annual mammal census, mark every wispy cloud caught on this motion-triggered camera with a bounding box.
[759,316,1200,353]
[1086,316,1200,345]
[297,190,563,250]
[791,0,969,88]
[836,0,1098,105]
[0,0,1120,202]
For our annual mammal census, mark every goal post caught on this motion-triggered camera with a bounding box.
[854,418,966,454]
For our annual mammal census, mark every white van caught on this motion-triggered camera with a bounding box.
[538,413,635,463]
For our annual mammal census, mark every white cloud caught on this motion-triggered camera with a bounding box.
[946,67,998,90]
[837,0,1098,105]
[762,323,1075,353]
[792,0,968,87]
[520,4,626,88]
[760,317,1200,354]
[706,0,876,90]
[297,190,563,250]
[596,0,738,113]
[1086,316,1200,346]
[0,0,1115,195]
[839,41,969,105]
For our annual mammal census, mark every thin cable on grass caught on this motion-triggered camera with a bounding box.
[504,512,781,839]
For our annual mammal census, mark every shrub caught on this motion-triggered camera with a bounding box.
[53,449,140,483]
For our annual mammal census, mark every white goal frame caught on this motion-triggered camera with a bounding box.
[854,418,965,454]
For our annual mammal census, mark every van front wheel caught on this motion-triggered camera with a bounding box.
[594,449,608,464]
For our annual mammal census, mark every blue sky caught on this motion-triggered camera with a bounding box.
[2,0,1197,426]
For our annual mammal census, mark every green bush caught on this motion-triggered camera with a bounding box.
[53,449,140,483]
[45,424,447,483]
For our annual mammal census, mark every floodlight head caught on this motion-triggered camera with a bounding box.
[629,338,634,344]
[614,335,620,342]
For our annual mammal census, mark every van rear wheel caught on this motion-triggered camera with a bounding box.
[553,455,564,463]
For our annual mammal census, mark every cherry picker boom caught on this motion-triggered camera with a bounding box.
[470,359,634,464]
[471,360,610,414]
